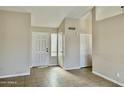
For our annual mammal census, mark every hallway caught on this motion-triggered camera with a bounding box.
[0,66,119,87]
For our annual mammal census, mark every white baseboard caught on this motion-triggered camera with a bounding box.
[48,64,58,66]
[64,66,80,70]
[37,65,48,68]
[0,72,30,79]
[92,71,124,87]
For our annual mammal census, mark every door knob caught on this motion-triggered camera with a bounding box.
[46,48,48,52]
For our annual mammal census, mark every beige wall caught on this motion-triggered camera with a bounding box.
[64,18,80,69]
[31,26,58,66]
[0,10,31,77]
[79,12,92,67]
[93,9,124,86]
[31,26,57,33]
[79,12,92,34]
[58,17,92,70]
[58,18,81,70]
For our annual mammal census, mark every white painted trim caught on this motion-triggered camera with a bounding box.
[64,66,80,70]
[80,65,92,68]
[92,71,124,87]
[0,72,30,79]
[37,65,48,68]
[48,64,58,66]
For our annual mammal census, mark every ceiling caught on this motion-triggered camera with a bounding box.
[0,6,93,27]
[96,6,122,21]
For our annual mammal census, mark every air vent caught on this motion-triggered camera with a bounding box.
[68,27,76,30]
[121,6,124,8]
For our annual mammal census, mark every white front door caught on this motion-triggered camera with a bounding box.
[32,32,49,67]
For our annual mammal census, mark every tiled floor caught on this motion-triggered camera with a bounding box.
[0,66,120,87]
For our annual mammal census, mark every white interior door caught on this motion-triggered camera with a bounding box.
[80,34,92,67]
[32,32,49,67]
[58,32,64,67]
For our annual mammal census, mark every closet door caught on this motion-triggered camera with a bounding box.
[80,34,92,67]
[58,32,64,67]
